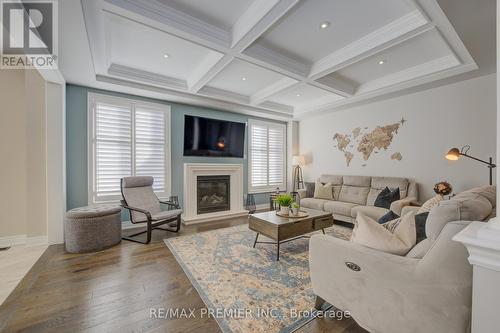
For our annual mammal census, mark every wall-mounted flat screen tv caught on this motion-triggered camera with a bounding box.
[183,115,246,157]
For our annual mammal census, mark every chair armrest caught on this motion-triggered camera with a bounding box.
[159,200,180,209]
[120,204,152,221]
[309,234,418,309]
[390,197,418,215]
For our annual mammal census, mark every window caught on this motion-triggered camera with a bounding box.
[248,119,286,193]
[88,93,171,203]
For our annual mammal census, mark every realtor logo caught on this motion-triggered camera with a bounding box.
[1,0,58,69]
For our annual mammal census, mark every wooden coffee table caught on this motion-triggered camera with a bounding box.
[248,208,334,261]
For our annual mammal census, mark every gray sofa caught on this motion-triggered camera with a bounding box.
[298,175,419,223]
[310,185,496,333]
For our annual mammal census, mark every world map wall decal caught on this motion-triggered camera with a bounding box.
[333,117,406,167]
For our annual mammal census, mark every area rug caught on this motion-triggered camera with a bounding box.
[164,223,352,333]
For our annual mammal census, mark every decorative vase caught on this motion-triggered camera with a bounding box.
[290,207,299,216]
[280,206,290,215]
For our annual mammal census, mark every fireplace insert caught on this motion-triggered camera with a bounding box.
[197,175,230,214]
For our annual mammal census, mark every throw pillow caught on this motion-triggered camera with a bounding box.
[352,212,416,255]
[417,195,443,214]
[378,210,399,224]
[374,187,400,209]
[314,181,333,200]
[414,212,429,244]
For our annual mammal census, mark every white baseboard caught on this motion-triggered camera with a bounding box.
[27,236,49,246]
[0,234,48,247]
[0,235,26,247]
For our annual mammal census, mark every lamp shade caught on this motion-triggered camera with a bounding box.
[292,155,305,166]
[445,148,461,161]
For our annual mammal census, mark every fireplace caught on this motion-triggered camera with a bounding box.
[197,175,230,214]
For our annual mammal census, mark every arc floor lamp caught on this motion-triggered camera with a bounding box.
[445,145,496,185]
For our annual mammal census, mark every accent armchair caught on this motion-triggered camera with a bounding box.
[120,176,182,244]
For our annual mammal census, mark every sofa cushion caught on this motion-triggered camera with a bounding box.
[301,198,330,211]
[426,190,493,239]
[324,201,359,217]
[339,185,370,205]
[352,205,389,221]
[465,185,496,207]
[371,176,409,198]
[319,175,343,185]
[351,212,417,255]
[343,175,371,187]
[304,182,315,198]
[314,181,333,200]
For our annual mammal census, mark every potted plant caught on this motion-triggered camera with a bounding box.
[290,202,300,216]
[275,194,293,215]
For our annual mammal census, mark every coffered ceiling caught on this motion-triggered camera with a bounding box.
[62,0,480,119]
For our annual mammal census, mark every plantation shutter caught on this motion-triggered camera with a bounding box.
[135,107,166,192]
[94,102,132,199]
[249,120,286,193]
[90,94,170,203]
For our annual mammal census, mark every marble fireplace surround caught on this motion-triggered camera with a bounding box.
[183,163,246,224]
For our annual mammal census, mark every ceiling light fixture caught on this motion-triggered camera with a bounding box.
[320,21,330,29]
[241,77,247,81]
[163,54,170,59]
[378,60,385,65]
[296,94,300,97]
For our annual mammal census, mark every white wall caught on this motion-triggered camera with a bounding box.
[299,74,496,201]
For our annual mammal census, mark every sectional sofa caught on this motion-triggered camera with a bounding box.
[297,175,419,223]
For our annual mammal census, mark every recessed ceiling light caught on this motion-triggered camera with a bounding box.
[163,54,170,59]
[241,77,247,81]
[378,60,386,65]
[296,93,300,97]
[320,21,330,29]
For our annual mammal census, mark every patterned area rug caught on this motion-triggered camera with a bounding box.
[164,223,352,333]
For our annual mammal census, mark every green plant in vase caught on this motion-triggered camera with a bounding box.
[290,202,300,216]
[275,194,294,215]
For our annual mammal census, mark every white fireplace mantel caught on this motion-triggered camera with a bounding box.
[183,163,247,224]
[453,218,500,332]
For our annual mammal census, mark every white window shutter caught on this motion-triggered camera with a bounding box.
[89,94,171,203]
[268,125,285,187]
[249,120,286,193]
[135,107,166,193]
[95,102,132,199]
[250,123,269,188]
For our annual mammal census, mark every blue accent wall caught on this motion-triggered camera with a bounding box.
[66,84,284,215]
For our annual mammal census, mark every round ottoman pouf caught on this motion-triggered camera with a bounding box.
[65,205,122,253]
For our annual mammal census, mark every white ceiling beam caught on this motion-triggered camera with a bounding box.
[108,63,188,90]
[250,77,298,105]
[103,0,231,50]
[188,54,233,93]
[96,74,294,120]
[231,0,300,50]
[310,76,356,97]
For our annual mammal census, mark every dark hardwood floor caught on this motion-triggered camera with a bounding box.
[0,216,365,333]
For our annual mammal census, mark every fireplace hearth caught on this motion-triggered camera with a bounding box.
[197,175,230,214]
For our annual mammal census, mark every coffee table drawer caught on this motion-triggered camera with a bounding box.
[313,215,334,229]
[279,220,313,240]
